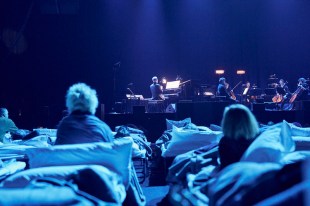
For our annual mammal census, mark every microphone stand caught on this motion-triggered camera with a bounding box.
[112,62,121,112]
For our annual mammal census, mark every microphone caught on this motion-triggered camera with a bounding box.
[127,88,134,95]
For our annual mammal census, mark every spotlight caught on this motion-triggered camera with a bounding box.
[215,70,225,75]
[237,70,246,75]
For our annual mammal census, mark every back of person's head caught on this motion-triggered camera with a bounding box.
[152,76,158,83]
[219,77,226,84]
[221,104,259,140]
[0,108,8,118]
[66,83,98,115]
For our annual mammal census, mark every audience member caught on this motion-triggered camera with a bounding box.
[0,108,18,142]
[219,104,259,169]
[55,83,114,145]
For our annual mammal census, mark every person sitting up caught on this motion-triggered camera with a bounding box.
[217,77,237,102]
[0,108,18,142]
[150,76,164,100]
[55,83,114,145]
[219,104,259,169]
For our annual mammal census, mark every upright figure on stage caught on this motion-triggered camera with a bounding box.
[277,79,290,97]
[294,77,309,101]
[150,76,164,100]
[242,81,251,104]
[276,79,291,110]
[217,77,236,102]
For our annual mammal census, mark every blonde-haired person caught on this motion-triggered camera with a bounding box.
[219,104,259,169]
[55,83,114,145]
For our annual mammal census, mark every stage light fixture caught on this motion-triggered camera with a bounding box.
[215,70,225,75]
[237,70,246,75]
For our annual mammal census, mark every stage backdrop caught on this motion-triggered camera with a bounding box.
[0,0,310,128]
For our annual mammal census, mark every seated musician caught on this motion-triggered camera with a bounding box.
[277,79,290,98]
[296,77,309,101]
[276,79,291,110]
[217,77,236,102]
[150,76,164,100]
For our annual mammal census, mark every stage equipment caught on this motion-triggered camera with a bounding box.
[215,70,225,75]
[236,70,246,75]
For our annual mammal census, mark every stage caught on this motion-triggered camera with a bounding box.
[105,101,310,143]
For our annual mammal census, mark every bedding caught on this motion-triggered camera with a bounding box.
[0,165,126,205]
[241,120,295,163]
[161,125,222,157]
[166,117,192,130]
[26,138,133,186]
[115,125,152,159]
[164,121,310,206]
[0,135,146,206]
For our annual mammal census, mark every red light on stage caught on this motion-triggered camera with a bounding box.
[215,70,225,75]
[237,70,246,75]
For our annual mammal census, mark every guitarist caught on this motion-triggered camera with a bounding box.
[217,77,237,102]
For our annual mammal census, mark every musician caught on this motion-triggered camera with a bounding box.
[296,77,309,101]
[242,81,251,104]
[276,79,290,97]
[217,77,236,102]
[276,79,291,110]
[150,76,164,100]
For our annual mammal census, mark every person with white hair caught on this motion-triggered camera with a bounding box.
[219,104,259,169]
[0,108,18,142]
[55,83,114,145]
[150,76,164,100]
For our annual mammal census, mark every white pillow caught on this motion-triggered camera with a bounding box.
[166,117,191,130]
[241,120,295,163]
[162,125,221,157]
[25,138,133,186]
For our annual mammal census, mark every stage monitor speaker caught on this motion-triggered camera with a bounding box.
[165,104,176,113]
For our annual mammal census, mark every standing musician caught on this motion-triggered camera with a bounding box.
[242,81,251,104]
[217,77,237,102]
[150,76,165,100]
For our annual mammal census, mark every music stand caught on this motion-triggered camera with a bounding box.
[165,80,180,90]
[249,88,263,96]
[264,88,276,95]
